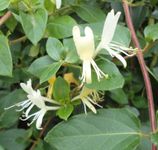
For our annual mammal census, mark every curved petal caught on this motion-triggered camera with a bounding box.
[106,46,127,68]
[82,98,97,114]
[55,0,62,9]
[83,60,91,83]
[36,110,46,130]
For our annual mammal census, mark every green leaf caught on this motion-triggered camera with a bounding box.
[0,129,30,150]
[53,77,70,103]
[45,108,141,150]
[88,23,131,47]
[47,15,77,39]
[57,104,74,120]
[0,145,4,150]
[63,38,79,63]
[0,89,26,128]
[6,16,18,32]
[40,62,63,83]
[29,44,40,57]
[28,55,54,78]
[19,8,48,45]
[136,122,151,150]
[46,37,65,61]
[131,6,148,30]
[0,0,10,11]
[0,35,12,76]
[113,25,131,46]
[151,132,158,146]
[86,59,124,90]
[74,5,105,23]
[131,96,148,109]
[110,88,128,104]
[144,23,158,41]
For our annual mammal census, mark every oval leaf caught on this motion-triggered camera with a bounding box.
[45,108,141,150]
[40,62,63,83]
[28,55,54,78]
[53,77,70,103]
[20,8,48,45]
[86,59,124,90]
[46,38,64,61]
[47,15,77,39]
[0,0,10,11]
[0,35,12,76]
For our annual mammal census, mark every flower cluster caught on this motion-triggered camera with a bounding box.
[73,9,135,84]
[5,10,135,129]
[72,86,103,114]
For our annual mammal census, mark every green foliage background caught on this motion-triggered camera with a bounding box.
[0,0,158,150]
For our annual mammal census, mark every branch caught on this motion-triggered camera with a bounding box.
[10,36,27,45]
[122,1,157,150]
[29,117,52,150]
[0,11,12,26]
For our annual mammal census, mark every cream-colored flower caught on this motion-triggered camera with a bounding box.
[72,86,102,114]
[55,0,62,9]
[5,79,60,130]
[73,26,107,84]
[96,9,134,68]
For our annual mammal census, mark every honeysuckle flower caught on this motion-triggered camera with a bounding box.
[55,0,62,9]
[5,79,60,130]
[96,9,135,68]
[73,26,107,84]
[72,87,102,114]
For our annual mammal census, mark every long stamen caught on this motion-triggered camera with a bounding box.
[20,111,39,121]
[27,113,40,126]
[109,43,134,56]
[83,102,87,115]
[87,97,103,108]
[91,59,107,81]
[16,101,32,112]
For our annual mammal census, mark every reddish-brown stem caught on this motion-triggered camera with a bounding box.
[0,11,12,26]
[29,118,52,150]
[122,1,157,150]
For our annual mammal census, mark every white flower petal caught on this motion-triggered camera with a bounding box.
[82,60,91,83]
[36,110,46,130]
[20,79,34,94]
[82,98,97,114]
[101,10,121,46]
[106,46,127,68]
[73,26,95,60]
[55,0,62,9]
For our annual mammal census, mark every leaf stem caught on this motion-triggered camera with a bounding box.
[10,36,27,45]
[122,1,157,150]
[0,11,12,26]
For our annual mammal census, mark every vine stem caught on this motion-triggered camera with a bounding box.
[29,117,52,150]
[122,1,157,150]
[0,11,12,26]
